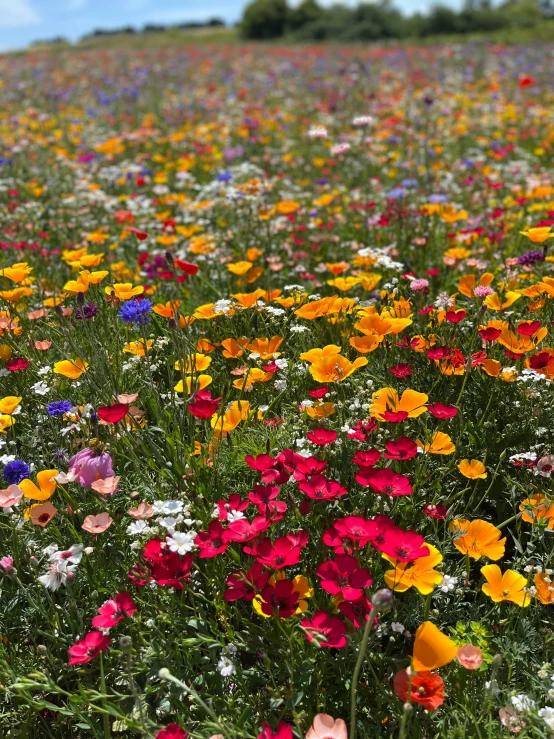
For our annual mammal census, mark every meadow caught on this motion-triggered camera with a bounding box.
[0,40,554,739]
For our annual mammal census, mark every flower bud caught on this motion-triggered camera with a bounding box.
[371,588,393,612]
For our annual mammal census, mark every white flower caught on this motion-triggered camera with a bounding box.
[37,365,51,376]
[127,520,150,536]
[290,324,309,333]
[391,622,405,634]
[50,544,83,565]
[31,381,50,395]
[166,532,195,555]
[217,655,236,676]
[227,509,245,523]
[439,574,458,593]
[539,707,554,730]
[511,694,535,712]
[159,516,180,532]
[38,560,77,591]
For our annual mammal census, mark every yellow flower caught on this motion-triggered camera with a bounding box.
[412,621,458,672]
[300,345,342,364]
[105,283,144,300]
[53,358,89,380]
[0,396,21,415]
[227,261,253,276]
[20,469,59,501]
[174,374,212,394]
[252,574,312,618]
[123,339,153,357]
[383,544,443,595]
[417,431,455,455]
[520,226,553,244]
[309,354,367,383]
[232,368,272,391]
[450,519,505,561]
[0,414,15,433]
[0,262,33,283]
[370,387,428,421]
[457,459,487,479]
[481,564,530,607]
[175,353,212,374]
[211,400,250,436]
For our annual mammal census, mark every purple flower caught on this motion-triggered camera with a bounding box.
[518,250,545,266]
[3,460,30,485]
[69,447,114,489]
[75,303,98,320]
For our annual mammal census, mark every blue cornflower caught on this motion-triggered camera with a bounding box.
[119,299,152,326]
[217,172,233,182]
[3,460,30,485]
[387,187,406,200]
[47,400,73,417]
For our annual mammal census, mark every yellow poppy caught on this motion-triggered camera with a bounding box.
[309,354,367,383]
[370,387,428,421]
[450,519,505,561]
[0,396,21,415]
[20,469,59,501]
[457,459,487,479]
[412,621,458,672]
[383,544,443,595]
[481,565,530,607]
[53,358,89,380]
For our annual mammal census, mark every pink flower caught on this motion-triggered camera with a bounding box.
[0,485,23,508]
[68,631,110,665]
[258,723,293,739]
[410,278,429,292]
[69,447,114,489]
[0,555,15,573]
[82,512,113,534]
[155,725,188,739]
[457,644,483,670]
[127,502,153,519]
[306,713,348,739]
[117,393,139,404]
[92,592,137,629]
[90,476,120,496]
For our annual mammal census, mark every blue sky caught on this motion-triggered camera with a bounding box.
[0,0,460,51]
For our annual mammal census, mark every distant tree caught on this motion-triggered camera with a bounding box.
[241,0,289,38]
[207,17,226,26]
[288,0,322,30]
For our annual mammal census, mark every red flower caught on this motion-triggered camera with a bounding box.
[444,309,466,323]
[388,363,412,378]
[308,386,329,399]
[155,724,188,739]
[217,493,249,521]
[393,669,444,711]
[68,631,110,665]
[245,453,290,484]
[248,484,280,505]
[252,531,308,569]
[471,351,487,367]
[307,428,337,445]
[517,320,541,336]
[136,538,194,589]
[195,521,229,558]
[356,467,412,497]
[299,474,348,501]
[529,352,554,370]
[301,611,347,648]
[97,403,128,424]
[478,327,501,342]
[259,579,303,618]
[427,402,458,419]
[6,358,31,371]
[224,562,270,602]
[351,449,380,467]
[316,554,372,601]
[91,592,137,629]
[381,410,408,423]
[376,528,429,562]
[427,346,451,360]
[258,722,293,739]
[339,594,376,629]
[384,437,417,460]
[174,259,199,275]
[222,516,270,544]
[423,503,448,520]
[292,456,327,482]
[188,390,221,419]
[347,418,378,441]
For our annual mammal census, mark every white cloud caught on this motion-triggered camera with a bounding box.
[0,0,40,28]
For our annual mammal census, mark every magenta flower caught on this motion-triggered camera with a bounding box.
[68,631,110,665]
[316,554,372,601]
[91,592,137,629]
[376,528,430,562]
[69,447,114,489]
[356,467,413,496]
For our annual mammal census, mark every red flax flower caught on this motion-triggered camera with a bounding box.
[253,531,308,569]
[351,449,380,467]
[292,456,327,481]
[427,403,458,418]
[258,722,293,739]
[316,554,372,600]
[224,562,270,602]
[376,528,429,562]
[259,579,304,618]
[245,453,290,484]
[298,474,347,501]
[195,521,230,558]
[91,592,137,629]
[394,669,444,711]
[187,390,221,419]
[68,631,110,665]
[217,493,249,521]
[423,503,448,520]
[301,611,347,648]
[356,467,412,496]
[222,516,270,544]
[131,537,194,589]
[306,428,337,445]
[338,594,376,628]
[156,725,188,739]
[384,437,418,460]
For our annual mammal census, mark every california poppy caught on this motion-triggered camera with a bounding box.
[481,565,531,607]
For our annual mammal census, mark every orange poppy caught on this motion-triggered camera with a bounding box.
[412,621,458,672]
[450,519,505,561]
[481,565,530,607]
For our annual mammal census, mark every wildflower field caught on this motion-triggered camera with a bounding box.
[1,41,554,739]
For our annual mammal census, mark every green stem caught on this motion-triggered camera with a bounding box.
[350,607,378,739]
[99,652,111,739]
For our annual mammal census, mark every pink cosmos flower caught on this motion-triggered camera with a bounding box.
[92,592,137,629]
[69,447,114,489]
[117,393,139,404]
[82,512,113,534]
[68,631,110,665]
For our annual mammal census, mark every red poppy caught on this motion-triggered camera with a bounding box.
[134,538,194,589]
[68,631,110,665]
[188,390,221,419]
[224,562,270,602]
[423,503,448,520]
[382,410,409,423]
[427,403,458,418]
[299,474,348,501]
[445,309,466,323]
[97,403,128,424]
[307,428,337,445]
[393,669,444,711]
[301,611,347,648]
[478,327,501,342]
[517,320,541,336]
[316,554,372,601]
[258,722,293,739]
[356,467,413,497]
[92,592,137,629]
[6,358,31,371]
[308,386,329,399]
[388,363,412,378]
[351,449,381,467]
[155,724,188,739]
[376,528,429,562]
[251,531,308,569]
[384,437,418,460]
[174,259,199,275]
[528,352,554,370]
[195,521,230,558]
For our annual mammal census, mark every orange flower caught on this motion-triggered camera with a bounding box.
[450,519,505,561]
[519,494,554,528]
[349,335,382,353]
[534,573,554,604]
[481,565,530,607]
[300,345,342,364]
[53,358,88,380]
[412,621,458,672]
[232,368,272,390]
[246,336,283,359]
[211,400,250,436]
[0,396,21,415]
[227,261,253,276]
[174,374,212,394]
[520,226,553,244]
[305,402,335,419]
[370,387,428,421]
[417,432,455,455]
[457,459,487,479]
[221,338,249,358]
[175,353,212,374]
[123,339,152,357]
[20,470,58,501]
[383,544,443,595]
[0,262,33,283]
[0,415,15,433]
[153,300,181,318]
[309,354,367,383]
